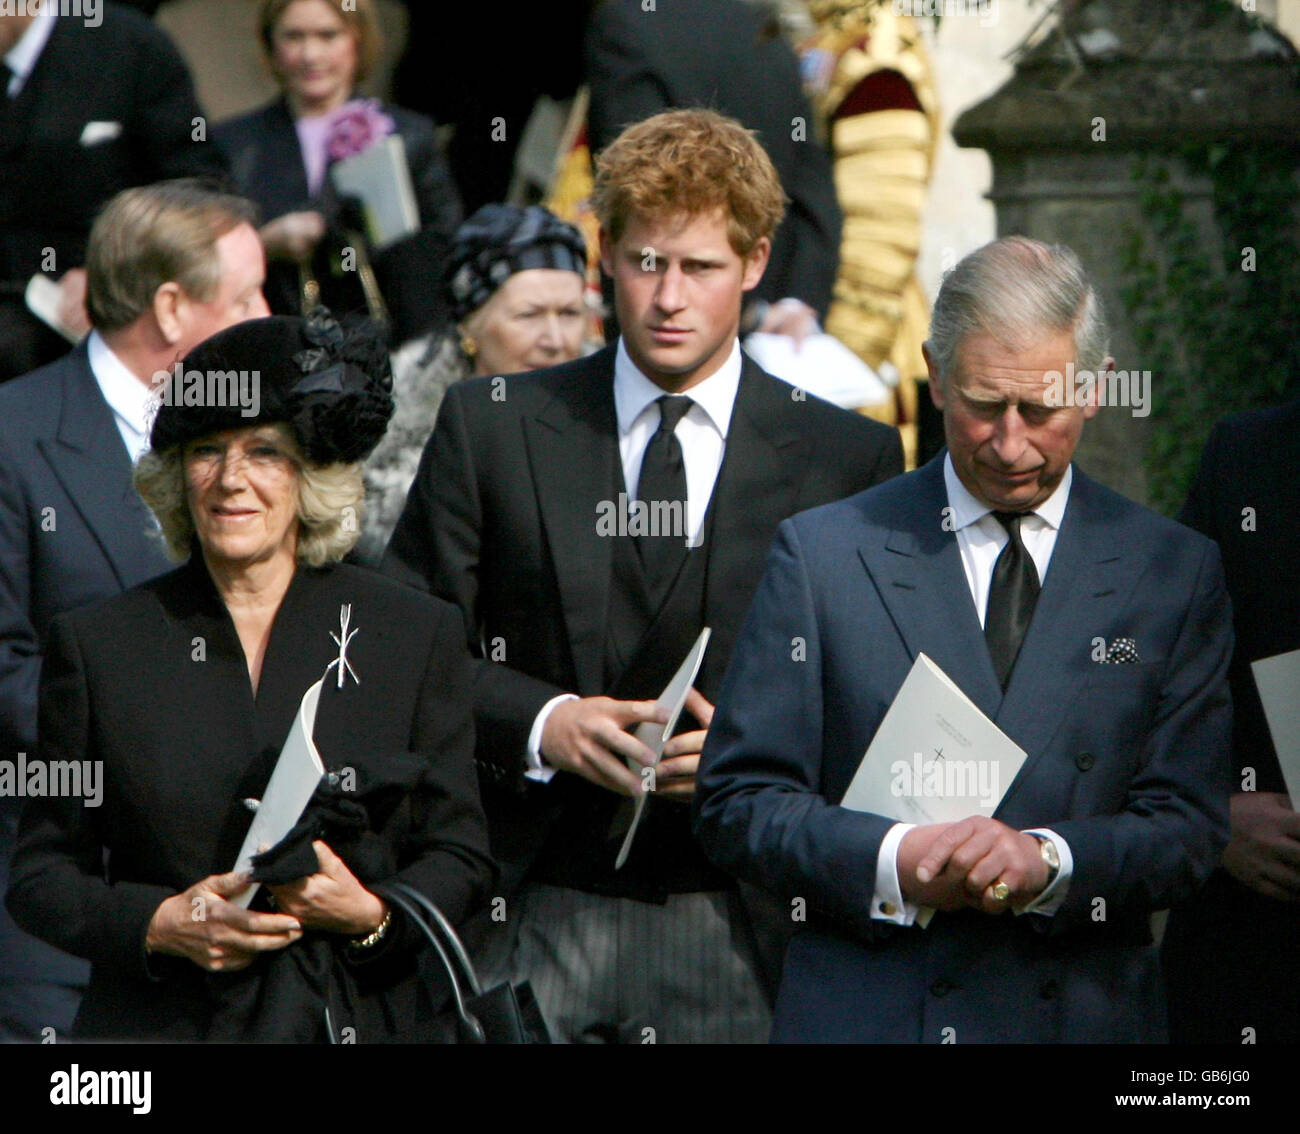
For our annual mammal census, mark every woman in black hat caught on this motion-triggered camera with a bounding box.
[6,311,494,1042]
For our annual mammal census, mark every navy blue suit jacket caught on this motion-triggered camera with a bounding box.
[0,342,171,1027]
[694,455,1234,1042]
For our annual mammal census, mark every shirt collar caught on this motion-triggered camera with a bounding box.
[942,451,1073,532]
[5,9,58,93]
[87,331,157,441]
[613,336,742,438]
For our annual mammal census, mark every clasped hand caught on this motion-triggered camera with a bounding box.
[1222,791,1300,902]
[540,688,715,801]
[146,840,386,972]
[898,817,1050,915]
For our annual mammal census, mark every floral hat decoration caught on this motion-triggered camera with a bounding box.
[149,308,394,464]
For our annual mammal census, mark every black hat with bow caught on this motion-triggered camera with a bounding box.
[149,308,394,464]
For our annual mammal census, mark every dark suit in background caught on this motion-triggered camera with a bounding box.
[1163,402,1300,1044]
[214,99,463,345]
[695,457,1233,1041]
[585,0,842,320]
[0,342,171,1040]
[384,345,901,1038]
[392,1,590,214]
[0,5,223,380]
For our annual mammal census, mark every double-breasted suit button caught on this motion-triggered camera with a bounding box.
[1039,979,1060,1000]
[929,978,954,997]
[1075,751,1095,771]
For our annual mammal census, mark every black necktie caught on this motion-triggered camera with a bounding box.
[636,395,693,601]
[984,511,1040,688]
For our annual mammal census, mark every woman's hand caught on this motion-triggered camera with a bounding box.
[260,210,327,263]
[266,840,387,937]
[146,871,303,972]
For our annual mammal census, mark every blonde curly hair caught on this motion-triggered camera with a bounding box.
[134,425,366,568]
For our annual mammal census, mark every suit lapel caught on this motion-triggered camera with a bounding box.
[40,347,168,589]
[523,350,619,695]
[703,358,805,634]
[993,469,1141,810]
[857,456,1004,721]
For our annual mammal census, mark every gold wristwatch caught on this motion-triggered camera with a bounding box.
[1033,834,1061,886]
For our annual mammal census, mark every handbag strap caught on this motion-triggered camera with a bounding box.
[384,881,483,996]
[374,884,486,1043]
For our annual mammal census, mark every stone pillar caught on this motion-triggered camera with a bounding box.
[951,0,1300,505]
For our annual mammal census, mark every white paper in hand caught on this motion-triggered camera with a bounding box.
[840,653,1028,927]
[229,679,327,908]
[25,275,85,344]
[1252,648,1300,804]
[614,627,711,870]
[330,135,419,249]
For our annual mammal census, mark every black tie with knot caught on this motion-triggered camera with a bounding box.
[636,395,693,602]
[984,511,1041,689]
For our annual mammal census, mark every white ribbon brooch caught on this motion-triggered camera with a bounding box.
[325,603,360,688]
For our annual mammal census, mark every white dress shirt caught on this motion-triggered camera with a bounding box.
[4,8,57,97]
[870,454,1075,924]
[524,337,743,781]
[87,332,156,463]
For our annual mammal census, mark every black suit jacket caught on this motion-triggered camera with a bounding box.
[382,344,902,889]
[0,5,223,286]
[6,558,493,1041]
[1163,401,1300,1044]
[585,0,842,319]
[215,98,463,343]
[0,342,172,1017]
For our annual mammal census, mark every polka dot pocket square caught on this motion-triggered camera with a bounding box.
[1100,637,1141,664]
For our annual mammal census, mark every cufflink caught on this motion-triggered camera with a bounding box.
[878,900,898,916]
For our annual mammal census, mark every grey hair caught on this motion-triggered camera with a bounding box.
[926,236,1109,383]
[133,426,366,568]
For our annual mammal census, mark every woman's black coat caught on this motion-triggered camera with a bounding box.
[215,98,464,344]
[6,557,494,1041]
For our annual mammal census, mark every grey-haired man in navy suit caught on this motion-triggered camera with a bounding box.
[695,236,1234,1042]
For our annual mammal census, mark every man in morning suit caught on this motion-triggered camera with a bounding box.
[1162,400,1300,1044]
[0,180,268,1042]
[0,4,226,381]
[694,237,1234,1042]
[384,109,902,1043]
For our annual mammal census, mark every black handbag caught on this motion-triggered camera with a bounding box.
[375,882,552,1044]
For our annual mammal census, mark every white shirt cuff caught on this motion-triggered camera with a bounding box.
[871,822,921,925]
[1015,828,1073,916]
[524,694,578,784]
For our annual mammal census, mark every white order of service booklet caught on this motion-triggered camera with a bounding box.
[614,627,711,870]
[229,679,327,909]
[1251,647,1300,803]
[330,135,419,250]
[840,652,1028,925]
